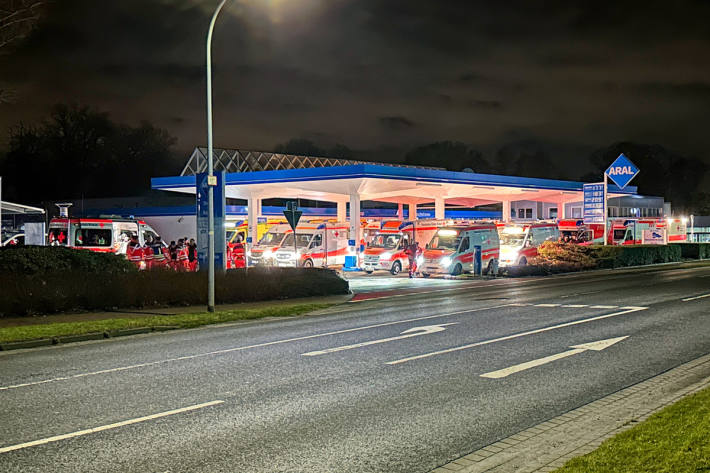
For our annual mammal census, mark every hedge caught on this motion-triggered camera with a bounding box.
[0,267,349,317]
[0,246,136,275]
[506,242,684,276]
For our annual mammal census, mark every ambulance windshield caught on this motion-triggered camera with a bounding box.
[500,233,525,247]
[429,229,460,250]
[281,233,313,248]
[369,234,401,249]
[259,232,287,246]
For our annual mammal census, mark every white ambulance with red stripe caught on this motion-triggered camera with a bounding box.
[48,217,162,255]
[611,218,687,245]
[362,219,444,275]
[499,223,559,267]
[273,222,351,267]
[420,223,500,276]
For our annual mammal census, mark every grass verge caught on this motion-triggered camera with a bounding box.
[0,303,332,344]
[554,385,710,473]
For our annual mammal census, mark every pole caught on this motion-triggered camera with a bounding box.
[0,176,3,245]
[603,173,608,246]
[206,0,227,312]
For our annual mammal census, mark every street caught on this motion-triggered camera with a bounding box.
[1,264,710,472]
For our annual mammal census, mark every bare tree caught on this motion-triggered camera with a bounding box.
[0,0,47,52]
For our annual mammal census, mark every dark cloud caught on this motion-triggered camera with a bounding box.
[0,0,709,176]
[379,116,415,131]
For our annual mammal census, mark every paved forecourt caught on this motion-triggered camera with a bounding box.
[1,264,709,472]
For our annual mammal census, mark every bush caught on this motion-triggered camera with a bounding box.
[0,246,136,275]
[505,242,684,277]
[0,267,349,317]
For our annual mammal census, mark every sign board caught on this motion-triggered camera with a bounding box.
[283,201,302,232]
[583,183,605,224]
[605,153,640,189]
[24,222,46,246]
[196,171,226,271]
[642,229,665,245]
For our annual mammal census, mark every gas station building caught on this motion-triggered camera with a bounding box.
[151,148,641,249]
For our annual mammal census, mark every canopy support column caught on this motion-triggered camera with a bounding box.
[435,198,445,220]
[397,203,403,219]
[248,196,259,250]
[502,200,512,223]
[408,203,417,221]
[349,193,362,249]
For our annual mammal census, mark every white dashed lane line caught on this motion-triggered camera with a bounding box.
[681,293,710,302]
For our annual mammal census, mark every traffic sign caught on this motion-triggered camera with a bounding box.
[283,201,302,232]
[605,153,639,189]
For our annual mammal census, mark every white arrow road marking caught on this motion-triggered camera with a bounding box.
[0,400,224,454]
[480,336,628,379]
[301,323,457,356]
[682,293,710,302]
[387,306,647,365]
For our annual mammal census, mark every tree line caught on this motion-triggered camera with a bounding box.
[1,104,708,214]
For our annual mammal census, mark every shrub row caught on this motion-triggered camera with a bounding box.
[506,242,685,276]
[0,246,136,275]
[0,267,349,317]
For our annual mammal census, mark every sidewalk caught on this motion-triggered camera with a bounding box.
[0,294,352,328]
[432,352,710,473]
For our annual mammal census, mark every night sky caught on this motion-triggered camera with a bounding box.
[2,0,710,177]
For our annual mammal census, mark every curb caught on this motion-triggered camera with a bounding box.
[56,332,106,344]
[431,352,710,473]
[0,338,55,351]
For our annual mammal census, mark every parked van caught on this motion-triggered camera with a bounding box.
[420,224,500,276]
[248,222,319,265]
[274,222,351,267]
[47,217,163,255]
[362,219,444,275]
[499,223,559,267]
[557,219,605,245]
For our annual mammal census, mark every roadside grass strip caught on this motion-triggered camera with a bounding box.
[553,385,710,473]
[0,303,332,344]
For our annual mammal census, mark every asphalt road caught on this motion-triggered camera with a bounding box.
[1,263,710,472]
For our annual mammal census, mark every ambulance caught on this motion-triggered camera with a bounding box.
[611,218,687,245]
[273,222,351,267]
[499,222,559,267]
[420,223,500,276]
[362,220,442,275]
[557,219,606,245]
[47,217,163,255]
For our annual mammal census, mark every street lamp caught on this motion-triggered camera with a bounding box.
[205,0,228,312]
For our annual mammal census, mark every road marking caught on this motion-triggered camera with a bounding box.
[0,400,224,454]
[0,304,511,391]
[561,304,588,308]
[535,303,561,307]
[348,280,511,303]
[302,323,456,356]
[682,293,710,302]
[480,336,628,379]
[509,303,532,307]
[386,306,647,365]
[589,305,618,309]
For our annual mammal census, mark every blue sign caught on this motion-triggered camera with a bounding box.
[196,171,226,271]
[605,153,639,189]
[583,182,605,224]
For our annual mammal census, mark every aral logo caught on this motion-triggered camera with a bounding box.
[607,166,636,176]
[605,154,639,189]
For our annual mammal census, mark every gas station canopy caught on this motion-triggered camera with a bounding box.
[152,163,636,206]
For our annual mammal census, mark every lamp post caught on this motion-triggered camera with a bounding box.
[205,0,227,312]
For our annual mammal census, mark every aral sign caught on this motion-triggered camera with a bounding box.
[605,154,640,189]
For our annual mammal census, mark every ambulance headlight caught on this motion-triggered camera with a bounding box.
[440,256,452,267]
[380,252,392,259]
[263,249,273,259]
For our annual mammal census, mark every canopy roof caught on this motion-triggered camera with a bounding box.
[152,164,636,206]
[0,200,46,215]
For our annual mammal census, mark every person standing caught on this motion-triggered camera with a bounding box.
[187,238,198,272]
